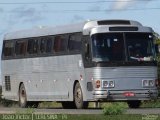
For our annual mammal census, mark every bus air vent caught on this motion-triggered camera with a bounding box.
[97,20,130,25]
[5,76,11,91]
[109,27,138,31]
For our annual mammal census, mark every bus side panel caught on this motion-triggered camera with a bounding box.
[1,54,92,102]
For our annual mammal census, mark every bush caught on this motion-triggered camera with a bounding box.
[103,102,126,115]
[141,100,160,108]
[0,85,17,107]
[0,99,17,107]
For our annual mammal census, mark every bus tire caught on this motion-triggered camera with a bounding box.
[19,83,28,108]
[127,100,141,108]
[74,82,88,109]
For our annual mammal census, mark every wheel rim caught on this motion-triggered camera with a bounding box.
[75,88,82,103]
[20,89,26,104]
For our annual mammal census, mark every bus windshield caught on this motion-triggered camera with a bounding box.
[91,33,155,62]
[126,33,155,62]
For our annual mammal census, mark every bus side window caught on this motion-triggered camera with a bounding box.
[54,35,68,53]
[15,40,27,56]
[40,38,46,53]
[27,39,39,54]
[39,36,53,54]
[54,36,61,52]
[68,33,82,52]
[3,40,14,57]
[46,37,53,53]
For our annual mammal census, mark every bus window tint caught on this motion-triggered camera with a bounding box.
[54,35,68,52]
[92,33,124,62]
[126,33,154,61]
[15,40,27,56]
[46,37,53,53]
[68,33,82,51]
[27,39,39,54]
[3,41,14,57]
[40,38,46,53]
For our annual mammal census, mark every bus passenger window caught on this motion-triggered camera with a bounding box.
[33,39,38,54]
[54,36,61,52]
[15,40,27,56]
[68,33,82,51]
[54,35,68,52]
[40,38,46,53]
[46,38,53,53]
[3,41,14,57]
[27,39,39,54]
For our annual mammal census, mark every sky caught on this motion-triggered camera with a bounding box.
[0,0,160,84]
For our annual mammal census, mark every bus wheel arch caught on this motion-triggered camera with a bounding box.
[73,81,88,109]
[19,82,28,108]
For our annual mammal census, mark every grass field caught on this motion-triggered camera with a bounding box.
[0,114,160,120]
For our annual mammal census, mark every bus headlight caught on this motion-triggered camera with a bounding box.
[102,80,115,88]
[142,80,154,87]
[149,80,154,87]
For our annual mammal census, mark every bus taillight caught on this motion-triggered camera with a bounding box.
[123,92,135,97]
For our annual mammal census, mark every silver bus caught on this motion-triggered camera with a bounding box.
[1,19,158,109]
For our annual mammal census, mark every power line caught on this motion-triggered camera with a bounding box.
[3,7,160,13]
[45,7,160,12]
[0,0,159,5]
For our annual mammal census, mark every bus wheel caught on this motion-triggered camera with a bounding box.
[74,82,88,109]
[19,83,28,108]
[61,102,76,109]
[127,100,141,108]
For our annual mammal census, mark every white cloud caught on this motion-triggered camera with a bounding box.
[11,6,44,23]
[111,0,154,10]
[112,0,133,10]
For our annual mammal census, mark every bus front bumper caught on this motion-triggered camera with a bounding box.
[93,89,158,101]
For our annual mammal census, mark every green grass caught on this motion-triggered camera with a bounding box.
[103,102,127,115]
[39,102,62,108]
[2,100,160,109]
[65,115,159,120]
[39,101,160,109]
[141,100,160,108]
[0,114,159,120]
[39,102,128,109]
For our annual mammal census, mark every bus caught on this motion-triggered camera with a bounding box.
[1,19,158,109]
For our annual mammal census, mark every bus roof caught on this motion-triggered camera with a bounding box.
[4,19,147,40]
[4,22,86,40]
